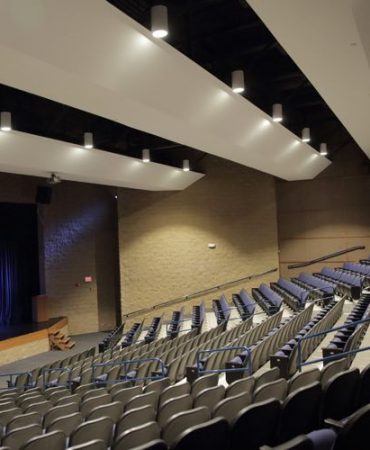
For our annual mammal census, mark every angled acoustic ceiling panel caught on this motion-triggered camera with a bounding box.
[247,0,370,159]
[0,130,204,191]
[0,0,330,180]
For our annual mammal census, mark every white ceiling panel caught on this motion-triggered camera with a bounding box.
[0,0,330,180]
[0,130,203,190]
[247,0,370,159]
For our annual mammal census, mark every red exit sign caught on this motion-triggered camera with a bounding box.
[84,276,93,283]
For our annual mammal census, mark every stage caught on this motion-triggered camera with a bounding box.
[0,317,69,367]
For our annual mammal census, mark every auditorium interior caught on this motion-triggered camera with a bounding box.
[0,1,369,449]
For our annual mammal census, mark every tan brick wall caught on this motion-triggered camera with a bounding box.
[277,146,370,278]
[0,173,118,335]
[0,337,50,366]
[118,157,280,318]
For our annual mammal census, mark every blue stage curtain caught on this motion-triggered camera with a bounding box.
[0,241,18,325]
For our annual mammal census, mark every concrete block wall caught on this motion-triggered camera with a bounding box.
[117,156,280,317]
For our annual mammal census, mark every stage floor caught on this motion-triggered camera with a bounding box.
[0,318,61,341]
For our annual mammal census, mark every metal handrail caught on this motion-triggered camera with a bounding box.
[0,371,33,391]
[42,367,72,389]
[299,286,336,303]
[288,245,365,269]
[196,346,252,376]
[123,267,278,319]
[297,316,370,371]
[92,357,166,384]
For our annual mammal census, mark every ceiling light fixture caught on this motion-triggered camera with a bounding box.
[320,143,328,156]
[84,132,93,149]
[182,159,190,172]
[231,70,245,94]
[302,127,311,143]
[151,5,168,38]
[0,111,12,131]
[142,148,150,163]
[272,103,283,122]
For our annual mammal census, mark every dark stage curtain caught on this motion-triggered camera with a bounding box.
[0,241,18,325]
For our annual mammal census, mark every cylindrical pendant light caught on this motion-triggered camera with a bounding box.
[151,5,168,38]
[302,127,311,143]
[182,159,190,172]
[142,148,150,163]
[320,143,328,156]
[272,103,283,122]
[231,70,245,94]
[84,132,93,149]
[0,111,12,131]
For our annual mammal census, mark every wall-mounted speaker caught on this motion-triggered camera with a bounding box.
[36,186,52,204]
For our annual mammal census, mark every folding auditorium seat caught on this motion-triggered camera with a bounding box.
[21,430,65,450]
[212,392,250,423]
[278,382,322,443]
[0,408,21,428]
[143,378,171,395]
[319,359,347,387]
[48,389,71,404]
[43,402,79,428]
[6,412,42,432]
[190,373,218,398]
[260,435,313,450]
[158,383,190,408]
[19,395,45,410]
[230,399,281,450]
[331,403,370,450]
[254,367,280,391]
[287,368,320,394]
[193,385,225,411]
[2,423,43,450]
[115,405,156,439]
[162,406,210,446]
[82,388,108,402]
[24,400,53,416]
[108,381,133,397]
[80,393,111,418]
[87,401,123,423]
[112,421,161,450]
[112,386,142,407]
[306,429,337,449]
[225,376,255,398]
[253,378,288,403]
[124,391,159,412]
[320,368,360,422]
[157,395,193,428]
[46,412,83,437]
[56,394,81,406]
[357,363,370,407]
[171,417,230,450]
[69,416,114,447]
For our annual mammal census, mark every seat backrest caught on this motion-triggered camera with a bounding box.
[288,368,320,394]
[128,439,168,450]
[254,367,280,391]
[0,407,23,427]
[112,386,142,407]
[2,423,43,450]
[125,391,159,412]
[320,359,347,386]
[80,394,111,418]
[47,412,83,437]
[253,378,288,403]
[171,417,230,450]
[193,385,225,411]
[44,402,79,428]
[87,401,123,423]
[212,392,250,423]
[162,406,209,446]
[113,421,161,450]
[24,400,53,416]
[6,412,42,433]
[157,394,193,428]
[231,399,281,450]
[260,435,313,450]
[333,403,370,450]
[143,378,171,395]
[191,373,219,398]
[56,394,81,406]
[21,430,65,450]
[115,405,156,438]
[225,376,255,399]
[159,383,190,407]
[70,416,114,447]
[82,388,108,402]
[321,368,360,421]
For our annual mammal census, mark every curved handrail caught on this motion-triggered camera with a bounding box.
[122,267,278,319]
[287,246,365,269]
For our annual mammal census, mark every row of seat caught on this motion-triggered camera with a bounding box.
[144,316,163,344]
[121,322,143,348]
[322,292,370,363]
[271,278,310,311]
[270,298,345,378]
[98,324,125,353]
[225,305,314,383]
[212,295,231,325]
[166,308,184,338]
[190,302,205,330]
[232,289,256,321]
[315,267,362,299]
[252,283,283,315]
[292,273,334,302]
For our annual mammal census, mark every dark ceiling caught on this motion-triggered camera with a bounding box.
[0,0,362,173]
